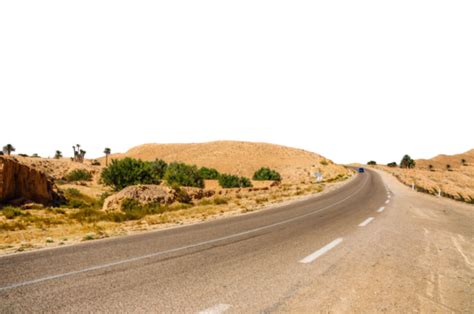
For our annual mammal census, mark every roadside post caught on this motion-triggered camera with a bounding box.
[314,172,323,182]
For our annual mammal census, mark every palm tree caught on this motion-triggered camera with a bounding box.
[104,148,111,166]
[54,150,62,159]
[3,144,15,155]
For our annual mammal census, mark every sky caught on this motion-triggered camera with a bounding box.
[1,1,473,164]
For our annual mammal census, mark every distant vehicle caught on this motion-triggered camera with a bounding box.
[358,167,365,173]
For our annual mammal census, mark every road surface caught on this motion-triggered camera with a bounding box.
[0,169,472,312]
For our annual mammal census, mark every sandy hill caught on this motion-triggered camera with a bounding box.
[377,148,474,202]
[416,149,474,170]
[105,141,350,183]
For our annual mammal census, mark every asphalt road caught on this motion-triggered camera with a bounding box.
[0,169,388,312]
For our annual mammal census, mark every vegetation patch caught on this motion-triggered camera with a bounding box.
[65,169,92,182]
[253,167,281,181]
[218,174,252,188]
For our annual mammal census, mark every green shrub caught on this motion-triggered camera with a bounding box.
[320,160,329,166]
[101,158,161,191]
[213,197,229,205]
[198,167,221,179]
[66,169,93,182]
[219,174,253,188]
[149,159,168,179]
[253,167,281,181]
[367,161,377,165]
[164,162,204,188]
[63,188,100,209]
[387,162,397,167]
[1,206,25,219]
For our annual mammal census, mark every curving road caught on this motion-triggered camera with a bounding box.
[0,170,393,312]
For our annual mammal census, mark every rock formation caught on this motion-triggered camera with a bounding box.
[0,156,64,206]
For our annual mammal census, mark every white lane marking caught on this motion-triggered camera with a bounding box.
[385,200,390,204]
[359,217,375,227]
[0,175,370,292]
[198,304,231,314]
[387,195,391,199]
[299,238,343,264]
[377,207,385,213]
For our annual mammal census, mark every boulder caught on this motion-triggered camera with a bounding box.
[0,156,64,206]
[102,185,176,211]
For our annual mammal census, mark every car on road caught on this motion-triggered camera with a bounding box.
[358,167,365,173]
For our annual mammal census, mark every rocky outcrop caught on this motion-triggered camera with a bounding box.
[102,185,176,210]
[0,156,64,206]
[102,184,216,211]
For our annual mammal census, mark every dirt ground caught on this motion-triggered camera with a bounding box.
[283,169,473,312]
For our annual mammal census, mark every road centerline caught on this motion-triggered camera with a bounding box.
[377,207,385,213]
[198,304,231,314]
[299,238,344,264]
[358,217,375,227]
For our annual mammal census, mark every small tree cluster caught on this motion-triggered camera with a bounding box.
[218,174,252,188]
[253,167,281,181]
[101,158,163,191]
[367,161,377,165]
[400,155,415,169]
[54,150,63,159]
[164,162,204,188]
[387,162,397,167]
[198,167,221,179]
[72,144,86,163]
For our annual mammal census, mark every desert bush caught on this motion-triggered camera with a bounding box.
[149,159,168,179]
[199,167,221,179]
[219,174,253,188]
[387,162,397,167]
[63,188,100,209]
[90,159,101,166]
[253,167,281,181]
[164,162,204,188]
[320,160,329,166]
[101,158,161,191]
[1,206,25,219]
[213,197,229,205]
[66,169,92,182]
[367,161,377,165]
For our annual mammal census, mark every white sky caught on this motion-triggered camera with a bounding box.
[1,1,473,164]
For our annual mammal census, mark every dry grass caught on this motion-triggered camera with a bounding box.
[374,149,474,203]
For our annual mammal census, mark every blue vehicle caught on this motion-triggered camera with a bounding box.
[358,167,365,173]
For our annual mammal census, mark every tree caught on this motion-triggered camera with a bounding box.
[219,174,253,188]
[3,144,15,155]
[163,162,204,188]
[149,159,168,179]
[387,162,397,168]
[72,144,86,163]
[253,167,281,181]
[199,167,221,180]
[101,158,161,191]
[54,150,63,159]
[428,164,434,171]
[367,161,377,166]
[400,155,415,169]
[446,164,452,171]
[461,159,467,166]
[104,148,111,166]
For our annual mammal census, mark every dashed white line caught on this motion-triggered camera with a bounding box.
[359,217,375,227]
[198,304,231,314]
[299,238,343,264]
[387,195,391,199]
[385,200,390,204]
[377,206,385,213]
